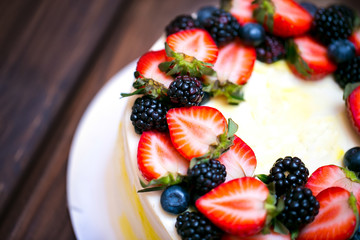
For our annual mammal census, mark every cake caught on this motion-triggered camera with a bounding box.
[118,0,360,239]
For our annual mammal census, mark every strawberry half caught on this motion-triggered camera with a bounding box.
[211,40,256,85]
[221,0,257,25]
[166,29,218,64]
[305,165,360,204]
[345,83,360,135]
[297,187,359,240]
[286,35,337,80]
[137,131,189,182]
[196,177,270,237]
[253,0,312,38]
[218,135,257,181]
[136,50,174,87]
[222,229,290,240]
[349,28,360,56]
[166,106,227,160]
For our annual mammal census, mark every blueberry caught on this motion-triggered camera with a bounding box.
[344,147,360,172]
[160,185,190,214]
[327,39,356,64]
[300,2,318,17]
[196,6,217,25]
[240,23,265,46]
[352,225,360,240]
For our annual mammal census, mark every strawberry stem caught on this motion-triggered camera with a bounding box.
[190,118,238,168]
[344,82,360,100]
[203,80,244,105]
[138,173,184,192]
[120,71,168,100]
[159,43,216,78]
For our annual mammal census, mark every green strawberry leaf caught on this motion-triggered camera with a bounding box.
[286,39,312,78]
[203,80,244,105]
[189,118,238,168]
[160,43,216,78]
[138,173,184,192]
[344,82,360,101]
[253,0,275,33]
[120,71,169,100]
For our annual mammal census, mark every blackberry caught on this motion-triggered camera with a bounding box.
[188,159,226,195]
[328,4,356,29]
[277,187,320,231]
[165,15,199,36]
[255,34,286,64]
[268,156,309,196]
[312,7,353,46]
[334,56,360,89]
[130,96,168,134]
[168,75,204,107]
[203,9,241,46]
[175,211,223,240]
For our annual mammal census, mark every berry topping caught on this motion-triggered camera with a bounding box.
[253,0,312,38]
[160,185,190,214]
[202,9,241,46]
[222,229,291,240]
[166,106,227,160]
[327,39,356,64]
[137,131,189,182]
[328,4,356,29]
[187,159,226,196]
[344,147,360,173]
[241,22,266,46]
[255,33,286,64]
[218,135,257,181]
[286,35,337,80]
[334,56,360,88]
[277,187,319,231]
[136,50,174,87]
[297,187,359,240]
[166,29,218,64]
[165,15,199,36]
[312,6,353,46]
[345,83,360,135]
[211,40,256,85]
[168,75,204,107]
[196,177,270,237]
[305,165,360,204]
[220,0,257,25]
[349,28,360,56]
[130,96,168,134]
[268,156,309,196]
[299,2,318,17]
[196,6,218,25]
[175,211,223,240]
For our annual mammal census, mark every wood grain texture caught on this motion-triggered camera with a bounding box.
[0,0,359,239]
[0,0,125,217]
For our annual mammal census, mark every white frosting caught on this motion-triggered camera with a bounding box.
[121,39,360,239]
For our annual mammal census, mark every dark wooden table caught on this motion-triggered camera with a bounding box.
[0,0,359,239]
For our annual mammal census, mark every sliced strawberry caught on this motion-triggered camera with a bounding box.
[137,131,189,181]
[305,165,360,205]
[166,106,227,160]
[297,187,358,240]
[136,50,174,87]
[254,0,312,37]
[166,29,218,64]
[349,28,360,56]
[218,135,256,181]
[196,177,269,237]
[211,40,256,85]
[287,35,337,80]
[222,229,290,240]
[346,84,360,135]
[222,0,257,25]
